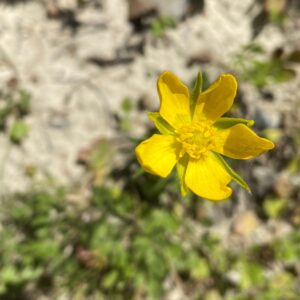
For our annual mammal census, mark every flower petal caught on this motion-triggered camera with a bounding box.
[135,134,181,177]
[185,153,232,201]
[193,74,237,122]
[214,124,275,159]
[157,71,191,128]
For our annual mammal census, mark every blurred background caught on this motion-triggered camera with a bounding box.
[0,0,300,299]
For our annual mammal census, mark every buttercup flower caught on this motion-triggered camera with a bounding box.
[135,71,274,200]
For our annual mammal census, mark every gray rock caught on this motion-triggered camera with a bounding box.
[253,106,281,129]
[252,166,276,198]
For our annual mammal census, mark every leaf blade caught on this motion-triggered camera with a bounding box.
[213,153,251,192]
[176,154,189,196]
[214,117,254,129]
[148,112,174,135]
[190,71,203,115]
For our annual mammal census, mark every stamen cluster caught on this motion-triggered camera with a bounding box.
[176,120,216,159]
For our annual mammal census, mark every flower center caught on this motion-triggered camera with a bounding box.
[176,120,216,159]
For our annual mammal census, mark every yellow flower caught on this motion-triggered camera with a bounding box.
[135,71,274,200]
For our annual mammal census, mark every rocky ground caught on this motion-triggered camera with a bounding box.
[0,1,300,299]
[0,0,299,195]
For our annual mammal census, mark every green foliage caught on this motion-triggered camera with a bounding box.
[121,97,134,114]
[190,70,203,114]
[234,43,296,88]
[214,153,250,192]
[9,120,29,143]
[176,154,189,195]
[0,88,31,142]
[234,260,265,290]
[0,122,299,299]
[272,232,300,264]
[119,98,135,133]
[0,185,192,298]
[150,16,176,37]
[0,105,12,130]
[1,183,300,298]
[265,0,287,24]
[148,112,174,135]
[18,90,31,115]
[214,118,254,130]
[263,197,287,218]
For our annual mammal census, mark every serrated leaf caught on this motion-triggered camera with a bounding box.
[214,117,254,129]
[214,153,251,192]
[148,112,174,135]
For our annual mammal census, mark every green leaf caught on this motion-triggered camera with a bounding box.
[20,267,43,281]
[189,256,210,279]
[273,233,300,263]
[176,154,189,196]
[213,117,254,129]
[0,283,6,295]
[121,97,133,113]
[0,266,19,284]
[103,271,119,289]
[21,240,60,260]
[145,209,179,234]
[262,128,282,144]
[0,106,13,129]
[237,260,264,289]
[132,167,145,179]
[0,106,13,121]
[148,112,174,135]
[268,271,296,298]
[10,120,29,143]
[18,90,31,115]
[190,71,203,114]
[263,197,287,218]
[213,153,251,192]
[150,16,176,37]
